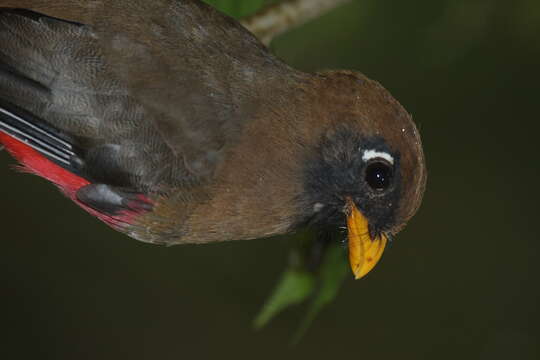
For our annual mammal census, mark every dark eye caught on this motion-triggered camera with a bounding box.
[365,161,393,191]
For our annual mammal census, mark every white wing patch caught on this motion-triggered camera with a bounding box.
[362,149,394,164]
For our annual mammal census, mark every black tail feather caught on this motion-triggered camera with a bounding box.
[0,100,78,168]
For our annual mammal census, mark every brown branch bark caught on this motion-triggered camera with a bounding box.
[241,0,354,45]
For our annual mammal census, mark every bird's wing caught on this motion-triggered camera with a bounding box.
[0,0,286,193]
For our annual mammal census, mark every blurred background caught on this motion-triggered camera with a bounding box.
[1,0,539,359]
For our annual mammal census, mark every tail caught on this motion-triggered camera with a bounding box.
[0,101,89,194]
[0,101,76,168]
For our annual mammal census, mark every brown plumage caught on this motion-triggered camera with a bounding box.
[0,0,426,277]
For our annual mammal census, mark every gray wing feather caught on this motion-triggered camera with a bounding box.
[0,1,288,192]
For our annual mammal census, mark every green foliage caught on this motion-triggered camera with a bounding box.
[254,269,316,329]
[293,243,349,342]
[254,235,350,342]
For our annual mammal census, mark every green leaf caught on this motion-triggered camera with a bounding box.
[293,243,349,342]
[253,269,316,329]
[254,232,350,342]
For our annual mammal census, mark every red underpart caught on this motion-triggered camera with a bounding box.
[0,131,148,230]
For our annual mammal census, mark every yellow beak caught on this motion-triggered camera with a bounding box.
[346,199,387,279]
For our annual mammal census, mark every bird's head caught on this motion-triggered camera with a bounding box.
[301,71,427,279]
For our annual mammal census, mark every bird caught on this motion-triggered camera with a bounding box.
[0,0,426,279]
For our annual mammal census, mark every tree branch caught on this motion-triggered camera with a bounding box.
[241,0,354,45]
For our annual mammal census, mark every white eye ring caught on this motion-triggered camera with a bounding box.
[362,149,394,165]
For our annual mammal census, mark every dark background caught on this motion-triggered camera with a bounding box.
[1,0,539,359]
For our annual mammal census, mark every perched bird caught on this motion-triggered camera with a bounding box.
[0,0,426,279]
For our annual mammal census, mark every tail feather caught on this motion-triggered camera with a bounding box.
[0,101,79,169]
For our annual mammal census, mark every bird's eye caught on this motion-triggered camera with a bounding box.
[365,161,393,191]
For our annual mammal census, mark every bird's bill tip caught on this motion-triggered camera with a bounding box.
[346,199,387,279]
